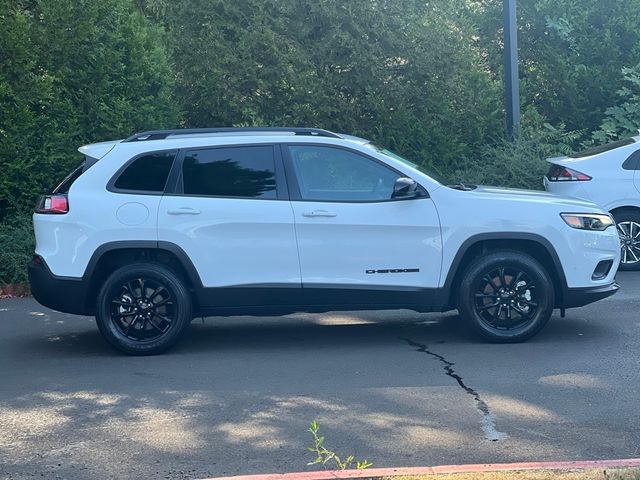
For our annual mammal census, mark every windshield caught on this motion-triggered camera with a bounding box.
[365,143,450,185]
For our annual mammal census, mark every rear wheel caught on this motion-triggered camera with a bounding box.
[95,263,192,355]
[457,251,554,343]
[612,210,640,271]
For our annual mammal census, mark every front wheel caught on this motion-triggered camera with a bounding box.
[95,263,193,355]
[457,251,554,343]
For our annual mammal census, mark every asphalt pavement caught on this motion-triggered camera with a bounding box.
[1,273,639,479]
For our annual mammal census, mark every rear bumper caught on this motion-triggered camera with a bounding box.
[28,257,92,315]
[561,281,619,309]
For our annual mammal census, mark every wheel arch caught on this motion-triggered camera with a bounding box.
[83,241,203,314]
[610,205,640,217]
[443,233,567,309]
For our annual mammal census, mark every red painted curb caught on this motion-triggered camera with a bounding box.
[202,458,640,480]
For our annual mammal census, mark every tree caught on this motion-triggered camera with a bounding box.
[0,0,180,220]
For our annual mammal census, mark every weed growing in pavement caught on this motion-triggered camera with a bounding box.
[307,420,373,471]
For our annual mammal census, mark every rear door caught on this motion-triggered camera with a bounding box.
[158,144,301,306]
[283,144,442,306]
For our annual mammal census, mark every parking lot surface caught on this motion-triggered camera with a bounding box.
[1,273,639,479]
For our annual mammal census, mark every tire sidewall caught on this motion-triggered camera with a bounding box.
[458,252,554,343]
[96,263,192,355]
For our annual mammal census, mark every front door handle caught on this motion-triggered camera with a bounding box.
[167,207,201,215]
[302,210,337,218]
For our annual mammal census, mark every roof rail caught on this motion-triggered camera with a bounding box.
[123,127,341,142]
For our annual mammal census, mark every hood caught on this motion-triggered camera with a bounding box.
[470,185,601,210]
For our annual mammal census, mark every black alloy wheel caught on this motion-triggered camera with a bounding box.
[96,263,192,355]
[473,267,538,332]
[110,277,175,342]
[457,251,554,343]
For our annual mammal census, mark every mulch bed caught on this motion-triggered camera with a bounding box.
[0,283,31,298]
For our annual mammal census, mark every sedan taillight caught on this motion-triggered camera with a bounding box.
[546,164,592,182]
[35,194,69,214]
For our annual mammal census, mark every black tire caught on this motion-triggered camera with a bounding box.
[612,210,640,271]
[95,263,192,355]
[457,251,554,343]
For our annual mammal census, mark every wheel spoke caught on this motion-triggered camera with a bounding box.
[483,275,499,290]
[498,268,507,288]
[477,302,500,312]
[513,271,524,287]
[153,297,173,308]
[512,304,528,317]
[155,313,174,325]
[112,300,135,307]
[475,293,498,299]
[124,315,140,335]
[148,315,168,333]
[629,247,639,262]
[149,286,167,301]
[138,278,147,299]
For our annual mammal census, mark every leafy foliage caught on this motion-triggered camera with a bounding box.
[141,0,503,174]
[455,108,581,190]
[0,215,34,284]
[307,420,372,471]
[593,64,640,143]
[0,0,179,220]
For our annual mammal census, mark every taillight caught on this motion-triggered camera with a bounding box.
[546,164,592,182]
[35,194,69,214]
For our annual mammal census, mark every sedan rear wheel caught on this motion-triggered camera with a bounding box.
[613,211,640,271]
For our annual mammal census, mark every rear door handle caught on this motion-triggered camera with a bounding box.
[167,207,201,215]
[302,210,337,218]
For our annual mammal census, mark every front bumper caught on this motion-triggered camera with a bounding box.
[561,281,619,309]
[28,257,92,315]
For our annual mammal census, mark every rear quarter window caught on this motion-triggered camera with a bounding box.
[112,151,176,193]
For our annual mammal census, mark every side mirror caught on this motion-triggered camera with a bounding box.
[392,177,420,199]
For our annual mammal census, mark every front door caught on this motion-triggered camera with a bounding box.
[283,144,442,307]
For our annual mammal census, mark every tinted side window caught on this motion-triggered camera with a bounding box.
[114,152,176,192]
[182,146,277,198]
[288,145,400,201]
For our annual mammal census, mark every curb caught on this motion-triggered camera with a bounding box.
[202,458,640,480]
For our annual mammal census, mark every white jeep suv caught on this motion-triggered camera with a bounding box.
[29,128,620,354]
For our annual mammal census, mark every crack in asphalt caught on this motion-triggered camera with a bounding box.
[402,337,507,442]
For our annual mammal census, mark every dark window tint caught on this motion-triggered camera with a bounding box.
[288,145,400,201]
[182,146,276,198]
[570,138,635,158]
[623,149,640,170]
[53,162,85,194]
[114,152,175,192]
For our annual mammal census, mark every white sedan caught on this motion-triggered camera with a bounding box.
[545,137,640,270]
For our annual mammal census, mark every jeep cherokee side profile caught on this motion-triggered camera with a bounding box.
[29,128,621,354]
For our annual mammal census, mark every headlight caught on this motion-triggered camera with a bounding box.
[561,213,615,231]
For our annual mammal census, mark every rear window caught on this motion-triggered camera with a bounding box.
[53,162,85,194]
[113,151,176,192]
[182,146,277,198]
[570,138,635,158]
